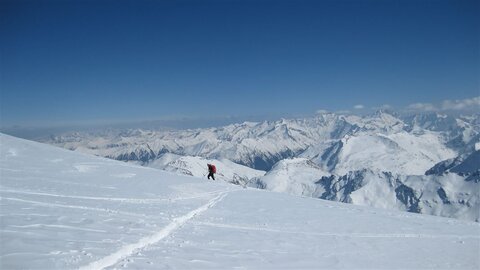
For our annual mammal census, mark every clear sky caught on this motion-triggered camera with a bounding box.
[1,0,479,129]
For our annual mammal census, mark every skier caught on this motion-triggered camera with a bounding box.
[207,163,216,180]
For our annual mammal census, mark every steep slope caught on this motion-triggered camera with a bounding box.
[426,150,480,179]
[450,150,480,177]
[2,134,479,269]
[315,170,479,222]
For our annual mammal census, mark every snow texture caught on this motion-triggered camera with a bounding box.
[1,134,480,269]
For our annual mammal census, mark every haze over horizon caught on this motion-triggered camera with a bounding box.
[1,0,479,131]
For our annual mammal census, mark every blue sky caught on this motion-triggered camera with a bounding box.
[1,0,479,129]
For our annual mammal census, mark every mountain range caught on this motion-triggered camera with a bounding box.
[2,133,479,269]
[45,111,480,221]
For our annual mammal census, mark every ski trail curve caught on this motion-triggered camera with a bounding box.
[78,192,228,270]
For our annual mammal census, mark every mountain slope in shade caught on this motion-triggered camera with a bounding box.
[426,150,480,179]
[316,170,479,222]
[1,133,479,269]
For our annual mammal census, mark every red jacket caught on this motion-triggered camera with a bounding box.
[208,164,216,173]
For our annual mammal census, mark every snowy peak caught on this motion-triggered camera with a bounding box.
[249,158,329,196]
[404,112,460,132]
[312,131,456,175]
[45,112,478,173]
[403,112,480,153]
[361,110,406,133]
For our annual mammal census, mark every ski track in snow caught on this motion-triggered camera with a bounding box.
[0,188,227,204]
[8,224,107,233]
[2,197,146,218]
[78,192,229,270]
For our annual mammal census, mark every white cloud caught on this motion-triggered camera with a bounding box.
[316,96,478,117]
[371,104,394,111]
[406,102,436,112]
[405,96,479,113]
[441,97,480,111]
[316,109,329,114]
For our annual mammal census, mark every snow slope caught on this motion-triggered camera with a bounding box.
[252,158,479,222]
[1,134,479,269]
[319,131,456,175]
[146,153,265,185]
[249,158,329,196]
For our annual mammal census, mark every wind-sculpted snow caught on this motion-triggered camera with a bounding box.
[1,133,479,269]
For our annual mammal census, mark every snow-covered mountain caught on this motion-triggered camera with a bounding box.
[46,111,478,172]
[2,133,479,269]
[426,150,480,179]
[250,157,480,222]
[316,169,479,222]
[304,131,456,175]
[249,158,329,196]
[146,153,265,186]
[43,111,479,221]
[403,112,480,153]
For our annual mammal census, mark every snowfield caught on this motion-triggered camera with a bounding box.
[250,158,329,196]
[325,131,457,175]
[146,153,265,186]
[1,134,480,269]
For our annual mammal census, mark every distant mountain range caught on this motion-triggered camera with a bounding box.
[45,111,480,221]
[3,133,478,269]
[250,153,479,222]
